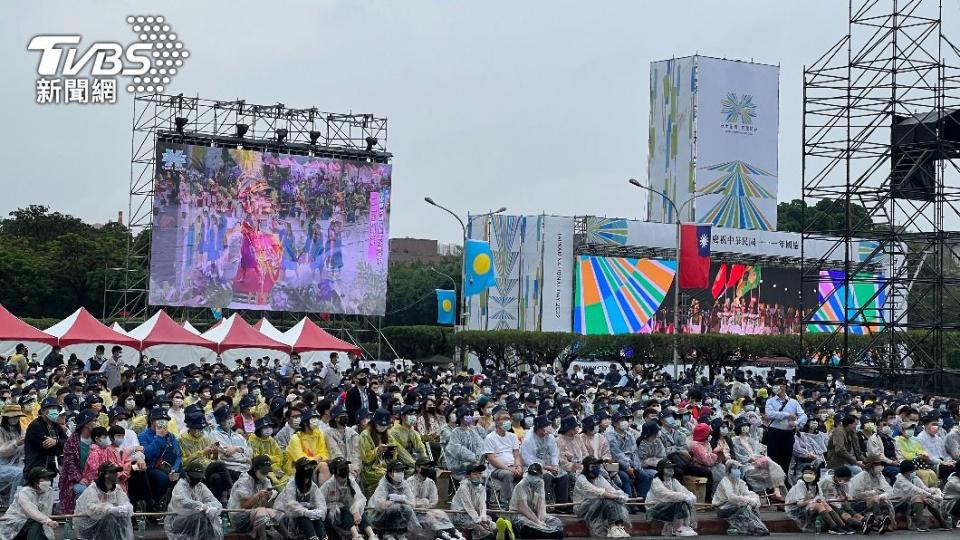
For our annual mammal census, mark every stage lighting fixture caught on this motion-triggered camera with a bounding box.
[276,128,288,143]
[235,123,249,139]
[309,131,322,145]
[365,136,378,152]
[174,117,188,134]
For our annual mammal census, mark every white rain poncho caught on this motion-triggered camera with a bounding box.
[368,475,420,531]
[729,435,786,492]
[785,480,824,529]
[0,426,23,505]
[404,473,455,540]
[227,472,278,534]
[275,476,327,535]
[847,469,895,517]
[73,481,134,540]
[319,475,367,537]
[163,478,224,540]
[646,476,698,530]
[0,485,54,540]
[712,475,768,535]
[941,473,960,515]
[450,479,495,539]
[444,427,486,477]
[325,426,362,476]
[508,474,563,535]
[891,473,940,505]
[571,473,629,537]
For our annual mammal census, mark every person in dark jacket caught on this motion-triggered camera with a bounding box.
[345,371,379,426]
[22,398,66,480]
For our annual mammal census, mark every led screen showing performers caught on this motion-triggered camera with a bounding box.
[149,141,392,315]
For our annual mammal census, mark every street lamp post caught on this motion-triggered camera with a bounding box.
[628,178,716,379]
[424,197,506,332]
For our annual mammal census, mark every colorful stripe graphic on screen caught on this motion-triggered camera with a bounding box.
[807,270,886,334]
[585,217,629,246]
[574,256,677,335]
[698,160,776,230]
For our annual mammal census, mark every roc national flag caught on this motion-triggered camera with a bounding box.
[678,224,711,288]
[464,239,497,296]
[736,264,762,298]
[436,289,456,325]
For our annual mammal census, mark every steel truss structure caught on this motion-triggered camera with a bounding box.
[104,94,390,348]
[802,0,960,373]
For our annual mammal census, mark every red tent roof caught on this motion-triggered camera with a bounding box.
[128,311,217,350]
[45,308,141,349]
[202,314,288,353]
[0,304,56,346]
[285,317,362,354]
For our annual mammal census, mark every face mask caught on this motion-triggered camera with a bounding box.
[80,436,91,445]
[309,418,321,429]
[125,400,136,410]
[665,417,678,427]
[501,420,513,432]
[96,437,109,448]
[772,386,782,395]
[731,469,742,480]
[881,426,893,436]
[720,427,729,436]
[589,464,601,477]
[803,473,816,483]
[744,404,755,412]
[46,410,60,422]
[470,478,484,487]
[617,421,629,431]
[464,416,476,427]
[37,480,51,492]
[376,424,389,433]
[406,415,417,426]
[391,472,404,483]
[291,417,302,427]
[155,420,169,430]
[112,436,124,446]
[527,476,543,489]
[261,428,274,437]
[22,403,34,413]
[662,468,674,479]
[448,413,457,423]
[523,417,534,428]
[172,398,184,407]
[739,426,750,435]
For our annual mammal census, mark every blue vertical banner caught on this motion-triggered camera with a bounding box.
[436,289,456,325]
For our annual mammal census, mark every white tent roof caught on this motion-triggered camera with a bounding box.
[182,321,201,335]
[255,318,286,342]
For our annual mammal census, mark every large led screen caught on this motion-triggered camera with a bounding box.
[149,141,392,315]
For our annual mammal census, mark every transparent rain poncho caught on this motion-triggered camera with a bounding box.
[319,474,367,538]
[73,481,134,540]
[404,473,455,540]
[572,473,630,537]
[0,485,55,540]
[163,478,223,540]
[275,476,327,534]
[368,474,420,532]
[508,474,563,535]
[450,479,495,539]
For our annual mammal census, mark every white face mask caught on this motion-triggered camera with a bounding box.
[617,421,629,431]
[261,428,274,437]
[391,472,404,483]
[116,420,129,430]
[406,415,417,426]
[37,480,51,492]
[309,418,321,429]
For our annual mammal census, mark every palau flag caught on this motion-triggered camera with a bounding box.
[436,289,456,325]
[464,239,497,296]
[210,307,223,320]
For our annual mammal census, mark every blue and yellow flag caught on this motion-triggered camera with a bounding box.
[464,239,497,296]
[436,289,456,325]
[211,307,223,320]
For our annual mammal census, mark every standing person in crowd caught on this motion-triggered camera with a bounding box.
[509,463,565,539]
[99,346,124,394]
[764,380,807,478]
[73,463,135,540]
[572,456,629,538]
[0,467,58,539]
[320,353,343,390]
[710,461,769,536]
[484,409,523,508]
[164,460,223,540]
[646,459,698,537]
[320,457,379,540]
[450,462,496,540]
[345,371,379,426]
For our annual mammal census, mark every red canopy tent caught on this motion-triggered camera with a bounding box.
[282,317,362,354]
[128,311,217,349]
[0,304,56,346]
[202,314,288,354]
[45,308,140,348]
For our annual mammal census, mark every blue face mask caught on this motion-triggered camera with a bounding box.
[470,478,484,487]
[589,465,602,477]
[527,476,543,489]
[731,469,743,480]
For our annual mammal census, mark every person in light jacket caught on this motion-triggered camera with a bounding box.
[572,456,630,539]
[890,460,949,531]
[645,459,697,537]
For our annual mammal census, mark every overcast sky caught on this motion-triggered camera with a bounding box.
[0,1,860,243]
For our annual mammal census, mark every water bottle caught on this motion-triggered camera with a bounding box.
[221,512,231,534]
[815,515,823,535]
[62,518,72,540]
[136,514,146,539]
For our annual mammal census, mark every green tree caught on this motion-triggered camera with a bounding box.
[384,256,462,327]
[777,199,874,234]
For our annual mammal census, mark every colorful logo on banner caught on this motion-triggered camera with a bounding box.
[574,256,676,335]
[585,217,629,246]
[28,15,190,105]
[436,289,456,325]
[721,92,757,127]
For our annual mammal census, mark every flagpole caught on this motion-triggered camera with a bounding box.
[628,179,718,379]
